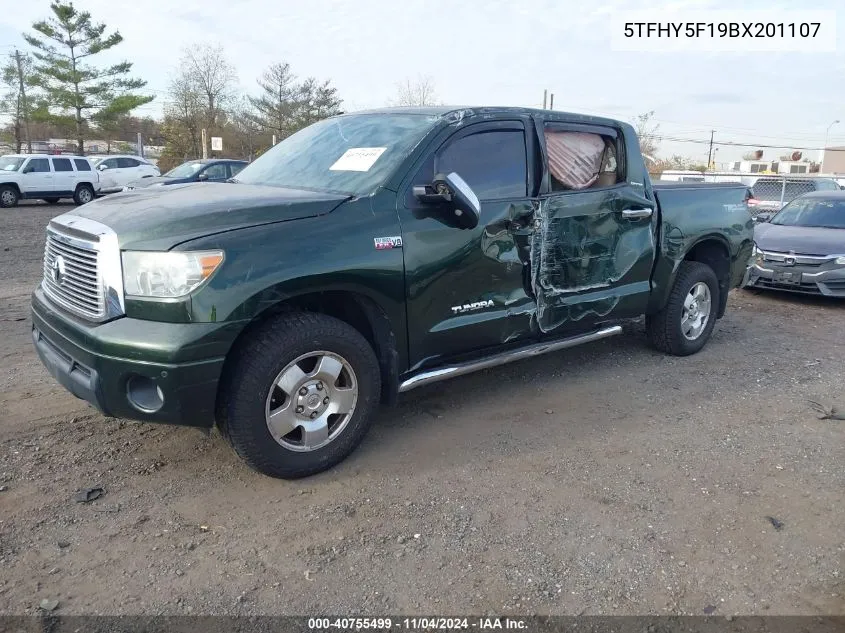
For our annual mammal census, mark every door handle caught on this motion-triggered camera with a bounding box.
[621,207,653,219]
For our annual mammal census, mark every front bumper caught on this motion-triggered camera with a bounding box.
[31,287,240,427]
[743,262,845,297]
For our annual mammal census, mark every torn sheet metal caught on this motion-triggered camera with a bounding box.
[530,193,654,332]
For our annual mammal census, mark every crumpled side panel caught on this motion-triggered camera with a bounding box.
[530,194,653,332]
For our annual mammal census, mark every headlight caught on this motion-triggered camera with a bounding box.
[122,250,224,298]
[836,256,845,265]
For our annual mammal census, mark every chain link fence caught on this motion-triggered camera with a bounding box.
[654,171,845,213]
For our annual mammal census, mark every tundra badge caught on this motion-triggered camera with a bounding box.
[451,300,494,314]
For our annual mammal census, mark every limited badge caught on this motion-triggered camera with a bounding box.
[374,236,403,250]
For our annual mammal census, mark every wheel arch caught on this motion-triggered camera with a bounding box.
[217,289,401,414]
[682,236,732,318]
[0,182,22,195]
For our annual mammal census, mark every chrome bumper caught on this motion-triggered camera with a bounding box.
[744,263,845,297]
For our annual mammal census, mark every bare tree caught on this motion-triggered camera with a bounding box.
[633,110,659,159]
[180,43,237,156]
[229,96,263,161]
[164,65,204,160]
[391,75,439,107]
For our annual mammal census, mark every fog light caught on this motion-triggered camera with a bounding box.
[126,375,165,413]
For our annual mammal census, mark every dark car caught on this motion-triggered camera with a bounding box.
[122,159,248,190]
[744,191,845,296]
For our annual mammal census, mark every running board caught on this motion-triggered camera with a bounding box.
[397,325,623,393]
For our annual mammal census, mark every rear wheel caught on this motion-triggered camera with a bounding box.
[0,186,19,208]
[218,312,382,479]
[73,184,94,205]
[43,197,60,204]
[646,261,719,356]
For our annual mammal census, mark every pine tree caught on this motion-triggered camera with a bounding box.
[24,1,153,154]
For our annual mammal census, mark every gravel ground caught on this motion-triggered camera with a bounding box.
[0,203,843,617]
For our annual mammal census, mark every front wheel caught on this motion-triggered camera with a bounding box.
[0,186,19,208]
[73,184,94,205]
[646,261,720,356]
[218,312,382,479]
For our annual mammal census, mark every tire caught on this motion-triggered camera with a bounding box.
[646,261,720,356]
[0,185,19,208]
[73,184,95,205]
[218,312,382,479]
[43,197,60,204]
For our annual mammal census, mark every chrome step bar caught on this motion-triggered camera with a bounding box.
[398,325,622,393]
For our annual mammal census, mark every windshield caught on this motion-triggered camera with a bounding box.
[235,113,440,195]
[771,198,845,229]
[165,162,205,178]
[0,156,24,172]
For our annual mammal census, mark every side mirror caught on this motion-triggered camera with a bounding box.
[197,173,208,181]
[22,165,33,174]
[97,163,108,171]
[413,172,481,230]
[754,212,773,223]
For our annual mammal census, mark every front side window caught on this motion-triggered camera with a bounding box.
[118,157,140,168]
[52,158,73,172]
[543,128,622,192]
[25,158,50,173]
[436,130,528,200]
[202,163,228,179]
[100,158,119,170]
[230,162,246,177]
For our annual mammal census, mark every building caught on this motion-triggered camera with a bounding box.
[821,147,845,175]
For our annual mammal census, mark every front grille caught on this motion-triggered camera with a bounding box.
[42,230,104,319]
[759,250,830,268]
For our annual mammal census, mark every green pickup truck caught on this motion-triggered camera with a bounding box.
[31,107,754,479]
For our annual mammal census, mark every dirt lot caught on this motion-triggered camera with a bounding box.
[0,203,843,617]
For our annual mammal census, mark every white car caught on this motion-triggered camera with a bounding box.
[0,154,101,208]
[89,154,160,193]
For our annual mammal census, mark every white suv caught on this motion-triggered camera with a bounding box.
[0,154,101,208]
[89,154,160,193]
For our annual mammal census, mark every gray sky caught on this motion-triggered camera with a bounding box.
[1,0,843,164]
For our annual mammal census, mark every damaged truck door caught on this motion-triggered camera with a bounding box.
[532,122,657,332]
[402,118,540,369]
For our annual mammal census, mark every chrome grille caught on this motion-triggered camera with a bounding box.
[42,229,104,319]
[759,250,831,268]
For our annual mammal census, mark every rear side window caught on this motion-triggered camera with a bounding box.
[118,157,140,168]
[25,158,51,173]
[74,159,91,171]
[52,158,73,172]
[436,130,528,200]
[544,128,622,192]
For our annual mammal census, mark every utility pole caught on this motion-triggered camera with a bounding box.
[201,129,208,159]
[543,89,547,110]
[706,130,715,170]
[14,50,32,154]
[549,93,554,110]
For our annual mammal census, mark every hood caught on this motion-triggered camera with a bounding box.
[127,175,190,188]
[754,222,845,257]
[66,182,350,250]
